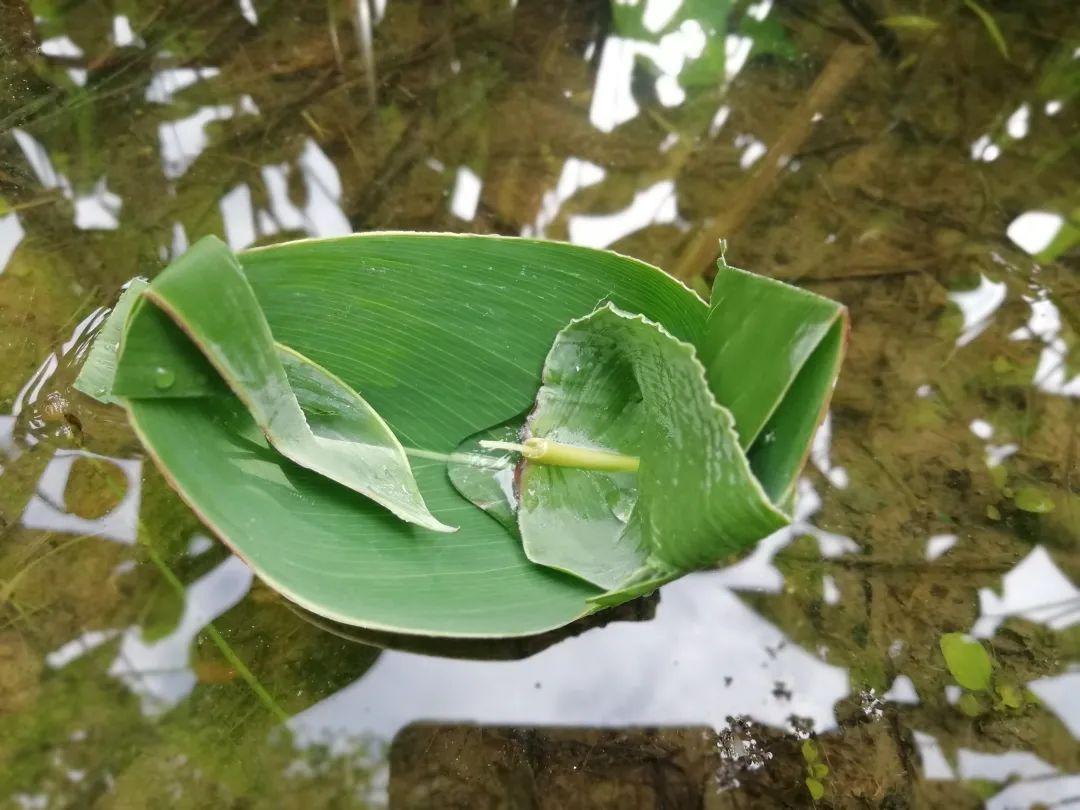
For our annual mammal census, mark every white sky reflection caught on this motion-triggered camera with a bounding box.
[291,572,849,744]
[568,179,677,248]
[947,274,1007,346]
[0,212,25,275]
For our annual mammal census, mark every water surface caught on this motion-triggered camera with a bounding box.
[1,1,1078,807]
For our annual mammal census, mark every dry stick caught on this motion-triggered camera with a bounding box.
[672,42,871,283]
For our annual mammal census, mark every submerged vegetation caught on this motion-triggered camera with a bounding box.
[0,0,1077,806]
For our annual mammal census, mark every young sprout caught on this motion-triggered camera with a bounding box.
[479,438,640,473]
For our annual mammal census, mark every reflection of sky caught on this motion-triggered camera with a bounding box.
[449,166,482,221]
[158,97,259,179]
[290,571,849,744]
[12,128,122,231]
[21,450,143,544]
[972,547,1080,638]
[108,555,253,715]
[145,67,221,104]
[40,35,86,86]
[112,15,140,48]
[0,414,15,473]
[524,157,606,238]
[916,727,1080,810]
[44,552,254,716]
[217,138,352,247]
[1007,210,1064,255]
[1010,294,1080,397]
[0,212,24,275]
[588,0,752,133]
[1029,669,1080,738]
[568,179,678,248]
[947,273,1007,347]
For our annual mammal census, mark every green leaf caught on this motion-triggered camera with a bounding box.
[85,233,707,637]
[962,0,1009,60]
[112,236,452,533]
[806,777,825,800]
[73,278,148,405]
[1013,486,1055,514]
[940,632,993,691]
[76,233,844,638]
[996,682,1023,709]
[957,691,985,717]
[514,305,787,591]
[703,261,847,504]
[801,739,819,762]
[739,15,799,62]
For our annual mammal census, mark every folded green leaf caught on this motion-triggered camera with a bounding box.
[515,304,788,592]
[703,262,847,505]
[450,264,846,602]
[111,236,453,533]
[72,278,148,406]
[75,233,845,638]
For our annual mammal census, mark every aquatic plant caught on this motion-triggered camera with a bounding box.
[76,234,846,637]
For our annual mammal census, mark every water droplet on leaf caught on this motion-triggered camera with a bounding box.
[154,367,176,390]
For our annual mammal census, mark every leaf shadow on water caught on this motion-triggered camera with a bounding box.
[287,591,659,662]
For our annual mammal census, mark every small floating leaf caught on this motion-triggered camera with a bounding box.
[957,691,985,717]
[996,682,1023,709]
[1013,486,1055,514]
[940,632,992,691]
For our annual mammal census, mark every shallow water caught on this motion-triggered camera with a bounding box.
[1,1,1078,807]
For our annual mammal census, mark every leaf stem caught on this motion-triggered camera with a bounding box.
[403,447,508,469]
[480,438,640,473]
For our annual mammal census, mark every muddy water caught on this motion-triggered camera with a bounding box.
[1,1,1078,807]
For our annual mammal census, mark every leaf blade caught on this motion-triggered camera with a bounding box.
[73,278,148,405]
[118,233,709,636]
[116,235,453,533]
[940,632,993,691]
[517,305,789,590]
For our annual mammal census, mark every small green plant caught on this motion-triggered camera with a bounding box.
[801,739,829,801]
[939,633,1038,716]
